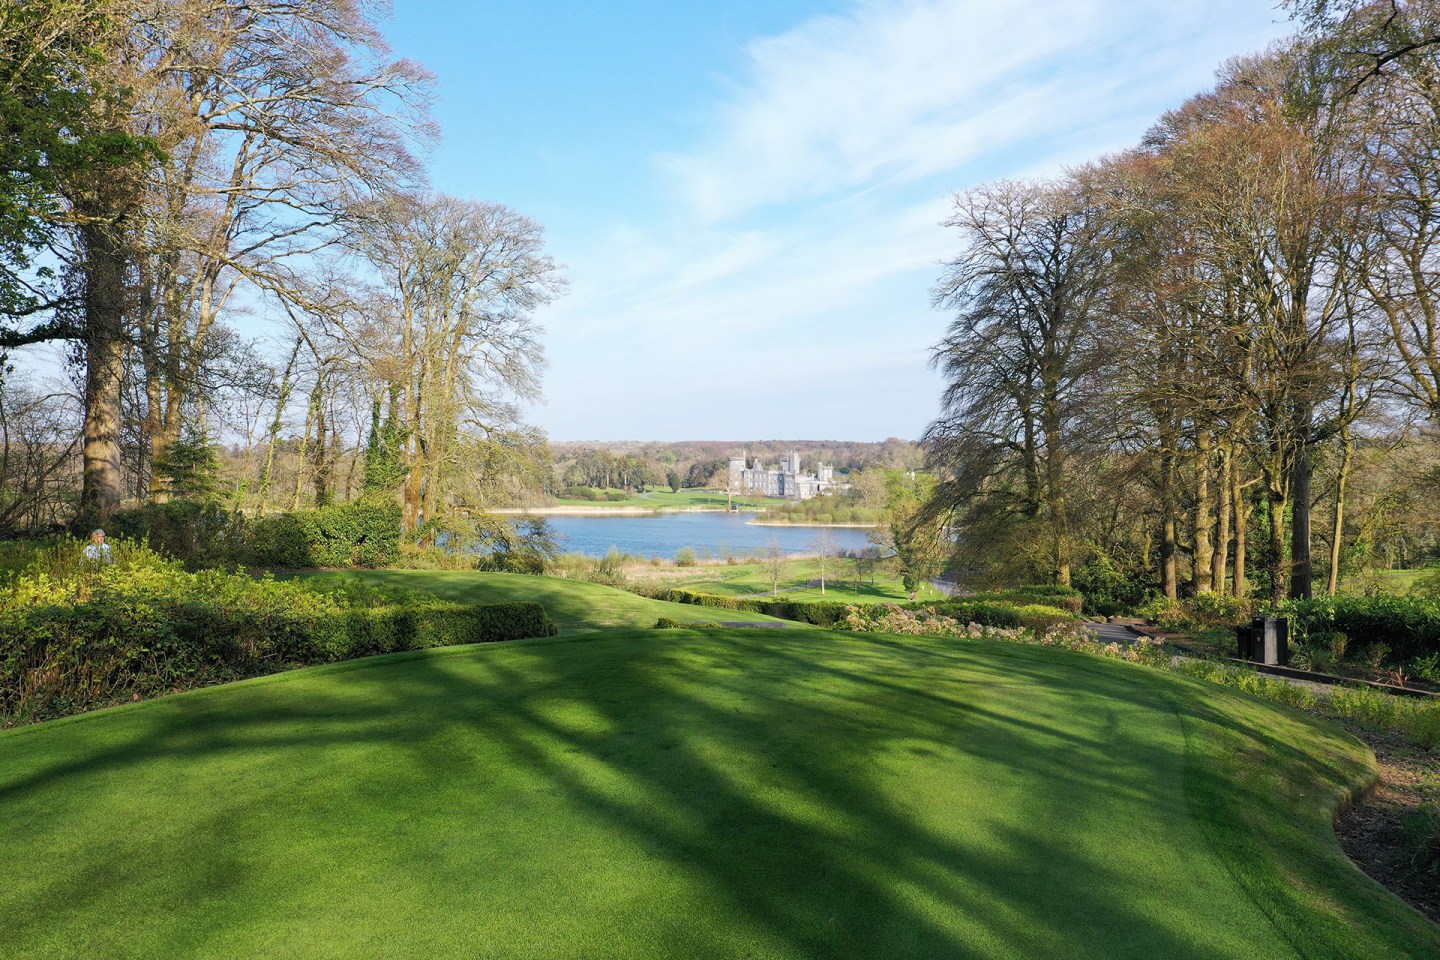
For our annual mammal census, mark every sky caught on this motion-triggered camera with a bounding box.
[346,3,1295,441]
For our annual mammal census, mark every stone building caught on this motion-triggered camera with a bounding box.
[728,451,837,500]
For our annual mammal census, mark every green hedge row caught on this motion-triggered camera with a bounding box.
[1,544,555,723]
[1281,594,1440,663]
[660,588,853,626]
[905,599,1078,632]
[948,589,1084,616]
[107,497,403,569]
[658,588,1078,633]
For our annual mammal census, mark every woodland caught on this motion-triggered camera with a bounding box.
[922,1,1440,604]
[1,0,560,541]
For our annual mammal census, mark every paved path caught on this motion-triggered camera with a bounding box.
[1085,621,1145,645]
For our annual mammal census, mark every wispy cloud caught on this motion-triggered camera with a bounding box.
[530,0,1293,439]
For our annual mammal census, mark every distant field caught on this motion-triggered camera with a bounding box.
[647,557,950,603]
[549,489,781,510]
[1339,568,1436,596]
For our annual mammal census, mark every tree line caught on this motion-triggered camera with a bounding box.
[924,1,1440,604]
[0,0,561,537]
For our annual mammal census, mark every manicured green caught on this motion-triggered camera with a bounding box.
[667,557,949,603]
[2,630,1433,959]
[306,569,791,632]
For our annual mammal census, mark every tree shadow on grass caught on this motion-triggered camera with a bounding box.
[0,631,1424,959]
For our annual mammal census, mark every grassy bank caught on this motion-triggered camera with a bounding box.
[631,557,950,603]
[305,569,791,632]
[3,629,1432,959]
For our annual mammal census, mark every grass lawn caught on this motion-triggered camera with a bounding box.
[1335,568,1440,596]
[660,557,950,603]
[551,489,781,510]
[301,569,791,632]
[3,628,1435,959]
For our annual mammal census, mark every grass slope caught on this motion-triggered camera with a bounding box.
[665,558,949,603]
[304,569,790,632]
[2,630,1434,959]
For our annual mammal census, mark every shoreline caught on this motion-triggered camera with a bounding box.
[491,506,731,516]
[747,520,880,529]
[490,505,879,529]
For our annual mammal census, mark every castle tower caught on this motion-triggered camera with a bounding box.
[728,456,747,491]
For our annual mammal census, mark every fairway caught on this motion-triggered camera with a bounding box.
[2,630,1435,959]
[301,569,792,632]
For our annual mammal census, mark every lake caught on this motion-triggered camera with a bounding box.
[542,511,875,559]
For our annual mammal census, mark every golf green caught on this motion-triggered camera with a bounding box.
[2,629,1435,958]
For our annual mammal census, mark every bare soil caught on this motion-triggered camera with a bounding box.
[1332,722,1440,924]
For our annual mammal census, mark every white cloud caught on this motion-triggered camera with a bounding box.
[527,0,1295,439]
[655,0,1287,223]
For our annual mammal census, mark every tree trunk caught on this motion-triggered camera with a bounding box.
[1327,431,1353,595]
[1268,491,1287,606]
[1290,436,1314,601]
[1193,429,1214,593]
[1232,467,1248,598]
[309,383,330,507]
[79,220,128,526]
[1211,444,1232,595]
[1159,444,1179,600]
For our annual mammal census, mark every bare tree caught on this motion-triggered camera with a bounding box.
[332,193,564,532]
[927,177,1115,586]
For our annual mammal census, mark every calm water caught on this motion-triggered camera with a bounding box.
[543,511,874,559]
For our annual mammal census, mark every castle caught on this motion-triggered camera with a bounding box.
[728,451,837,501]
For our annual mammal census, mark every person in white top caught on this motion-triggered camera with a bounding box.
[84,528,113,564]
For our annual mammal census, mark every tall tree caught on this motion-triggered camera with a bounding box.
[926,178,1114,586]
[335,193,563,531]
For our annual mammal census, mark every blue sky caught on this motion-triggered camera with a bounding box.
[382,1,1295,441]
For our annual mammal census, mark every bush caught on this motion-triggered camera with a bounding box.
[107,501,248,567]
[916,598,1078,632]
[958,586,1084,615]
[109,497,403,570]
[247,497,402,568]
[1282,594,1440,664]
[660,588,852,626]
[1185,591,1254,627]
[0,544,555,723]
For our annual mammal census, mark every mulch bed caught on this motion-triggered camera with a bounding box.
[1332,722,1440,924]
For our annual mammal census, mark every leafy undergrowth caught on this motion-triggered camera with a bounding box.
[1,629,1435,959]
[2,545,553,725]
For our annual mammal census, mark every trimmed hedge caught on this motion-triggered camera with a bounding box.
[0,542,555,723]
[658,588,1078,633]
[946,589,1084,616]
[906,599,1078,632]
[1281,594,1440,664]
[247,497,403,568]
[660,588,852,626]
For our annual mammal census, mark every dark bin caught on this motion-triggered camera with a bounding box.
[1250,616,1289,666]
[1235,624,1255,661]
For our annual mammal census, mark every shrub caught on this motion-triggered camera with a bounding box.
[0,546,555,723]
[1185,591,1254,627]
[957,587,1084,615]
[110,497,404,570]
[1138,596,1193,630]
[107,500,248,567]
[1282,594,1440,664]
[675,547,697,567]
[660,588,852,627]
